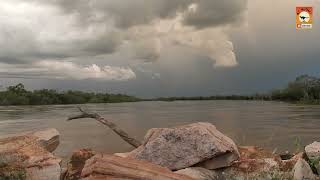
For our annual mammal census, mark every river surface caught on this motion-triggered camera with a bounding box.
[0,100,320,160]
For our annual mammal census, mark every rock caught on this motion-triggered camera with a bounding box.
[0,128,60,153]
[292,158,315,180]
[0,129,61,180]
[175,167,220,180]
[176,166,292,180]
[26,158,61,180]
[80,154,196,180]
[281,152,304,172]
[306,142,320,159]
[216,146,292,180]
[238,146,278,159]
[64,149,96,180]
[127,122,239,170]
[231,158,280,174]
[196,151,240,170]
[31,128,60,152]
[114,152,130,158]
[305,141,320,174]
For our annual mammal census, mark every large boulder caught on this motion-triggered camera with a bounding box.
[80,154,196,180]
[127,122,239,170]
[0,129,61,180]
[292,158,316,180]
[305,141,320,174]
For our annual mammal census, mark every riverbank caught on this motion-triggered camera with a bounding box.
[1,122,320,180]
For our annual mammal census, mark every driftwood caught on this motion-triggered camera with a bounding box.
[67,107,142,148]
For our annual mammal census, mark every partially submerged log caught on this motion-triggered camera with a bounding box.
[67,107,141,148]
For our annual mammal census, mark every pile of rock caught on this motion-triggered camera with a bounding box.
[1,122,320,180]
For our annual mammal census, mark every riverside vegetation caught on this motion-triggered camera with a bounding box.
[1,74,319,106]
[154,75,320,103]
[0,83,140,106]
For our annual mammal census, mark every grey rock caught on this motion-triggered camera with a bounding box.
[305,142,320,174]
[292,158,315,180]
[196,151,239,170]
[127,122,239,170]
[305,142,320,160]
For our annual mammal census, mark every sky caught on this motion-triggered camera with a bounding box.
[0,0,320,97]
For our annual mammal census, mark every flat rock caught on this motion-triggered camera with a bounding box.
[127,122,239,170]
[80,154,196,180]
[175,167,220,180]
[292,158,315,180]
[0,129,61,180]
[0,128,60,153]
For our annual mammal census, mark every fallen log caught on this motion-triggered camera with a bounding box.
[67,107,142,148]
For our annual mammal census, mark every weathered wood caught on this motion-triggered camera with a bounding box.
[67,107,142,148]
[81,154,195,180]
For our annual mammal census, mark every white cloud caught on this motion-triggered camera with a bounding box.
[0,61,136,81]
[126,14,238,67]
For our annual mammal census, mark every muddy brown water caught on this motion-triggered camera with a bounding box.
[0,100,319,161]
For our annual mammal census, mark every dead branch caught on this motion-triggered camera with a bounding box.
[67,107,142,148]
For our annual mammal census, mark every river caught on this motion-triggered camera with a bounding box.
[0,100,319,160]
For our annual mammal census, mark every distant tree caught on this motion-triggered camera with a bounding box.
[0,84,140,106]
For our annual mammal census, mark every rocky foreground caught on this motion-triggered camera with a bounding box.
[1,122,320,180]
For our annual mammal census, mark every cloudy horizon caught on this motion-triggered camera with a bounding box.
[0,0,320,97]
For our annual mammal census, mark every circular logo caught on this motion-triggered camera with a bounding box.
[299,11,310,23]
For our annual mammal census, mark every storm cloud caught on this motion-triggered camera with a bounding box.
[0,0,248,81]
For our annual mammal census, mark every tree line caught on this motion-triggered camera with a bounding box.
[0,83,140,106]
[1,74,319,106]
[271,75,320,103]
[152,75,320,104]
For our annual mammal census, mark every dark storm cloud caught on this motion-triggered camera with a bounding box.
[0,0,248,81]
[183,0,247,28]
[37,0,193,28]
[35,0,247,29]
